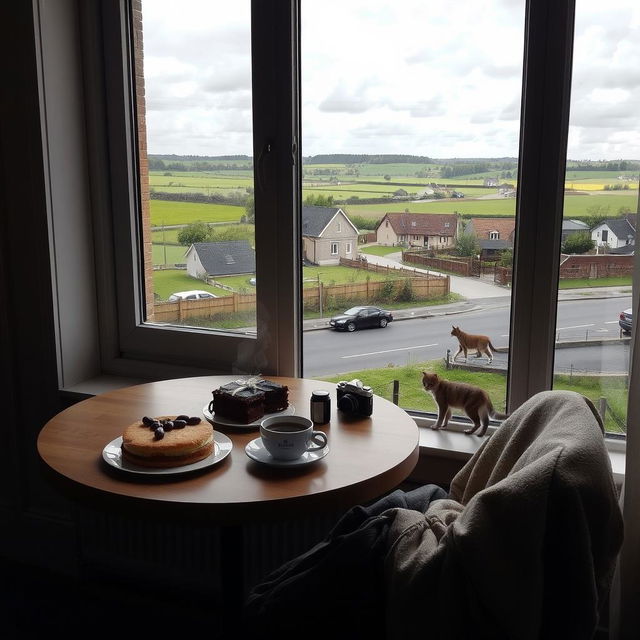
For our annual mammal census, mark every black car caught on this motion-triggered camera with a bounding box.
[619,308,633,334]
[329,306,393,332]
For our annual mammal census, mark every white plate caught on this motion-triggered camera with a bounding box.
[101,432,233,476]
[245,437,329,468]
[203,404,296,429]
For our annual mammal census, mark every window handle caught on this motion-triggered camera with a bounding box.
[256,139,273,193]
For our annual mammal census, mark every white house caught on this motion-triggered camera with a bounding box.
[591,214,636,249]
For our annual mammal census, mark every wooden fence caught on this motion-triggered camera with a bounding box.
[402,250,475,276]
[153,275,450,322]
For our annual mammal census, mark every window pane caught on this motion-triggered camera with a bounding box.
[136,0,256,333]
[301,0,525,425]
[553,0,638,436]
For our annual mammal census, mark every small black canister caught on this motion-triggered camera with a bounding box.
[310,390,331,425]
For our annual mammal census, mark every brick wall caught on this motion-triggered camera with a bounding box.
[559,254,634,279]
[132,0,154,320]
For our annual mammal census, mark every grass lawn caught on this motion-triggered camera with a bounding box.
[360,245,403,257]
[152,270,231,300]
[559,277,632,289]
[150,199,244,226]
[152,244,188,265]
[315,360,627,434]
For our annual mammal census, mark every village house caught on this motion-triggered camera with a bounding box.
[301,205,359,265]
[462,217,516,258]
[184,240,256,279]
[375,212,458,248]
[591,214,636,251]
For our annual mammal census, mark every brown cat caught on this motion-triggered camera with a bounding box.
[421,371,508,436]
[451,325,496,364]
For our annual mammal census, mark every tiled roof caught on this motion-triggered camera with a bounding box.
[301,206,357,237]
[378,212,458,236]
[190,240,255,276]
[601,216,636,240]
[466,217,516,240]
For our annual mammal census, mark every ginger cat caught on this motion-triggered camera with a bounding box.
[451,325,496,364]
[421,371,508,436]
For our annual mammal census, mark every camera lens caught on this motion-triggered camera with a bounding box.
[337,393,359,413]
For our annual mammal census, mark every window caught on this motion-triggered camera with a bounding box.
[490,231,500,240]
[602,230,609,244]
[346,242,352,255]
[41,0,637,440]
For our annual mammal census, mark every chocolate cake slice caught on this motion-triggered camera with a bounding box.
[211,381,266,424]
[256,379,289,413]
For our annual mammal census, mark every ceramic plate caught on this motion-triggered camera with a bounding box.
[203,404,296,430]
[244,437,329,468]
[101,432,233,476]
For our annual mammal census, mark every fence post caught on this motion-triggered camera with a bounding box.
[598,397,607,422]
[392,380,399,405]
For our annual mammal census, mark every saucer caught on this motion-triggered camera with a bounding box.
[245,437,329,468]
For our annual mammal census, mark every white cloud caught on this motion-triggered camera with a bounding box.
[140,0,640,160]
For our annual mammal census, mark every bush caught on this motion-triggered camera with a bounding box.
[562,231,594,254]
[395,279,415,302]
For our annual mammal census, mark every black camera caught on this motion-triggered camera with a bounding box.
[336,379,374,417]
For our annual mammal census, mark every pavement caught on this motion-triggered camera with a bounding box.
[303,250,632,332]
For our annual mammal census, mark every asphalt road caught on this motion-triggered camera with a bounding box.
[302,295,632,378]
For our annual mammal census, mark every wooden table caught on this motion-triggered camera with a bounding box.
[37,375,420,611]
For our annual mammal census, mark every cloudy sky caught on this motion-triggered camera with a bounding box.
[141,0,640,160]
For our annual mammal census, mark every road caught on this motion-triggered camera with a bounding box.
[302,295,632,377]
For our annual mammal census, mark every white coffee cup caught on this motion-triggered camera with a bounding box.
[260,415,328,461]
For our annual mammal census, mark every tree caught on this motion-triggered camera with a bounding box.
[243,195,255,223]
[177,221,213,245]
[455,233,480,257]
[383,174,391,181]
[583,204,610,229]
[562,231,594,254]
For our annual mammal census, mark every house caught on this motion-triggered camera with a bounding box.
[375,212,458,248]
[185,240,256,279]
[591,214,636,249]
[463,217,516,258]
[301,205,358,265]
[562,218,590,242]
[484,177,499,187]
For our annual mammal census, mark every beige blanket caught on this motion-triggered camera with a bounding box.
[384,390,624,639]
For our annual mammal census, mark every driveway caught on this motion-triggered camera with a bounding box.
[362,251,509,299]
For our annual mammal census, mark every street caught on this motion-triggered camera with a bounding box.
[302,295,632,377]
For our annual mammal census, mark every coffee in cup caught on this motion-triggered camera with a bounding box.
[260,415,328,461]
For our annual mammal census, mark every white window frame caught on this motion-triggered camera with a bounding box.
[330,242,339,255]
[346,242,352,255]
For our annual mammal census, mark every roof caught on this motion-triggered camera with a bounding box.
[466,217,516,240]
[301,206,358,237]
[376,212,458,236]
[479,239,512,250]
[563,219,590,231]
[608,244,635,255]
[597,215,636,240]
[188,240,255,276]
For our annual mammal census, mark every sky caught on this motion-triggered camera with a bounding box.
[140,0,640,160]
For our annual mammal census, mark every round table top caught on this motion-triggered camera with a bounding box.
[37,376,420,524]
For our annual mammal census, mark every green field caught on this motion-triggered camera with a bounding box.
[150,199,244,226]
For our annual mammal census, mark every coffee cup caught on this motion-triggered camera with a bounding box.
[260,415,328,461]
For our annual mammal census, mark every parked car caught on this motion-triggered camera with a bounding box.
[168,290,218,302]
[619,308,633,334]
[329,306,393,332]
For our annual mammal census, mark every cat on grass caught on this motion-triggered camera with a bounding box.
[421,371,508,436]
